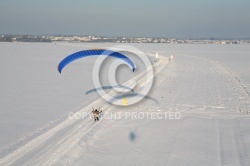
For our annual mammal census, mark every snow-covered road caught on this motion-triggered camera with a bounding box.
[0,48,168,165]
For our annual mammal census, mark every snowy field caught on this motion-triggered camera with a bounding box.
[0,42,250,165]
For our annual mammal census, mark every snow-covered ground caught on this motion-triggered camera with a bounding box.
[0,42,249,165]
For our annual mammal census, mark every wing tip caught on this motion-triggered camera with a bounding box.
[58,67,62,74]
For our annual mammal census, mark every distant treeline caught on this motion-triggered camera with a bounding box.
[0,36,12,42]
[0,35,249,44]
[0,35,52,42]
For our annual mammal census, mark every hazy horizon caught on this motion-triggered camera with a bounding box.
[0,0,250,39]
[1,34,250,40]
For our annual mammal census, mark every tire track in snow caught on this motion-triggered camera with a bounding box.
[175,53,250,113]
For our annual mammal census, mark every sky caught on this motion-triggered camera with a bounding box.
[0,0,249,38]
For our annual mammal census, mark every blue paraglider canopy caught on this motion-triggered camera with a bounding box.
[58,49,136,73]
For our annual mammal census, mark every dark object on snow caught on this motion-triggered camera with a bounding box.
[92,107,102,121]
[130,132,136,141]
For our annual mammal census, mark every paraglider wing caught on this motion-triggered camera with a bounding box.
[58,49,136,73]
